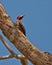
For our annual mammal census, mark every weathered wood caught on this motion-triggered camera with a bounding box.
[0,3,52,65]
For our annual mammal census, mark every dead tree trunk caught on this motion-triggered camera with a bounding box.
[0,3,52,65]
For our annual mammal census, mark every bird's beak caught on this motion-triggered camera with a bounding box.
[23,14,26,17]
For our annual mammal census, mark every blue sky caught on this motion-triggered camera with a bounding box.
[0,0,51,65]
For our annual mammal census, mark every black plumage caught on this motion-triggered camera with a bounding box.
[15,21,26,36]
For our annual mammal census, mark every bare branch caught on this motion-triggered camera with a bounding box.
[0,35,15,56]
[15,54,28,65]
[0,55,13,60]
[0,54,28,65]
[0,3,52,65]
[0,34,28,65]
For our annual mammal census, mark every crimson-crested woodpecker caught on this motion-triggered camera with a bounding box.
[15,15,26,36]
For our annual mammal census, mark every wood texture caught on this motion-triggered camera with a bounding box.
[0,3,52,65]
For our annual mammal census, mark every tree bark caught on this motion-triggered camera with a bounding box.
[0,3,52,65]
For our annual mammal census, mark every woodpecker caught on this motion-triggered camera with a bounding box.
[17,15,24,20]
[15,15,26,36]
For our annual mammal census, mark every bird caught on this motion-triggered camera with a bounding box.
[17,15,24,20]
[15,15,26,36]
